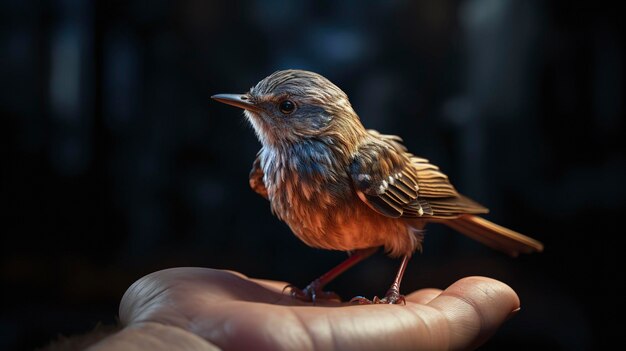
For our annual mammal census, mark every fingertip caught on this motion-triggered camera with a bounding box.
[448,276,521,309]
[427,276,521,350]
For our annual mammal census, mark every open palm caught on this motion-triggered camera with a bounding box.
[94,268,520,350]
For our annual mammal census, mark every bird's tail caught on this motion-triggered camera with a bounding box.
[443,215,544,257]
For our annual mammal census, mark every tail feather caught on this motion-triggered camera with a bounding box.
[444,215,544,257]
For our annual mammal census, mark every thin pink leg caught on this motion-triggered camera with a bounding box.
[287,247,377,303]
[352,254,411,304]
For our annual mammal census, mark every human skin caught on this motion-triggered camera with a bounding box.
[89,268,520,351]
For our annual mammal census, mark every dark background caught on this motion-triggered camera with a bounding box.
[2,0,624,350]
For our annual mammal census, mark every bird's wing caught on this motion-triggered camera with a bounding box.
[409,156,488,217]
[351,130,488,219]
[350,134,432,218]
[249,152,268,199]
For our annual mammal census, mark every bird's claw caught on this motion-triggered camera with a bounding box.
[349,296,375,304]
[349,290,406,305]
[283,282,341,304]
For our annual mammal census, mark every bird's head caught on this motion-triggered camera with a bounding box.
[212,70,365,148]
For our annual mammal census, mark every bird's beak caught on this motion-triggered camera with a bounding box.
[211,93,262,113]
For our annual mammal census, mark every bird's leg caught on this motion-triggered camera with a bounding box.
[285,247,377,304]
[351,254,411,305]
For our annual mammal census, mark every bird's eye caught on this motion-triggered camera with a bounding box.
[279,100,296,114]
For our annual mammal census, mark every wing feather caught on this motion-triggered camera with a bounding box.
[352,130,489,219]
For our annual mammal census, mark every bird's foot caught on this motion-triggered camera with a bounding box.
[283,280,341,304]
[350,288,406,305]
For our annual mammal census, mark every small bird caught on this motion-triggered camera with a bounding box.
[212,70,543,304]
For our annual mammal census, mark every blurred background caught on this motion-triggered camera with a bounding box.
[1,0,624,349]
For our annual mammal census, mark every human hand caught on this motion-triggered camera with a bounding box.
[91,268,520,351]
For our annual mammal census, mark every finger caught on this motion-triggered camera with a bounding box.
[405,288,442,304]
[195,297,454,351]
[426,276,521,350]
[120,268,295,325]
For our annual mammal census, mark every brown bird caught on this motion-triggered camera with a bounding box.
[212,70,543,304]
